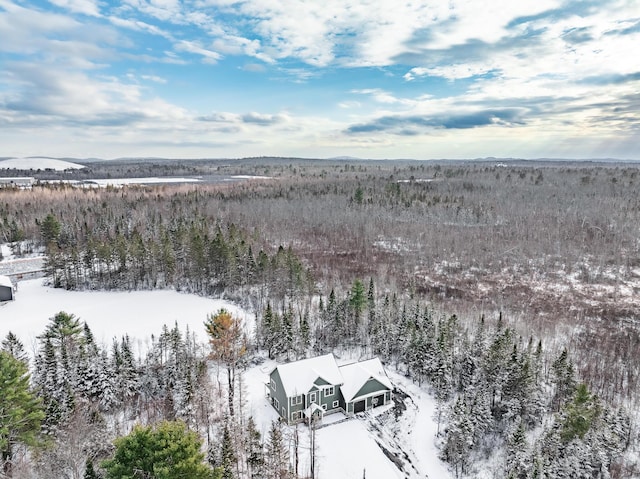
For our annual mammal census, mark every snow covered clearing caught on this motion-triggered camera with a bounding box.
[2,279,453,479]
[82,177,202,187]
[0,157,85,170]
[0,278,251,356]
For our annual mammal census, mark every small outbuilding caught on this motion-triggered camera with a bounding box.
[0,275,15,302]
[0,177,34,188]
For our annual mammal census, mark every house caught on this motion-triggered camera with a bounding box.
[266,353,393,424]
[0,275,15,302]
[0,177,34,189]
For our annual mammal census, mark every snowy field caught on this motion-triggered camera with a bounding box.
[1,278,452,479]
[0,157,85,170]
[0,278,251,357]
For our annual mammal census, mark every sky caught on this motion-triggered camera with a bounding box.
[0,0,639,160]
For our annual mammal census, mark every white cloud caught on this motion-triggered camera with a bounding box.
[174,40,221,63]
[48,0,101,16]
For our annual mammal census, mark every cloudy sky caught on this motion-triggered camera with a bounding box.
[0,0,638,159]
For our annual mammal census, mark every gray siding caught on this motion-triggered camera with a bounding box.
[269,368,289,420]
[351,378,390,401]
[0,285,12,302]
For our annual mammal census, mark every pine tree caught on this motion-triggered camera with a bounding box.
[441,396,474,478]
[300,309,311,352]
[220,423,236,479]
[266,421,291,479]
[102,421,220,479]
[560,383,600,443]
[1,332,27,364]
[83,459,98,479]
[245,417,264,479]
[349,279,366,327]
[262,302,282,359]
[551,348,576,411]
[0,351,45,477]
[505,422,529,479]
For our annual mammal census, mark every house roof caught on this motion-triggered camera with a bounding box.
[274,353,344,397]
[338,357,393,402]
[0,275,13,289]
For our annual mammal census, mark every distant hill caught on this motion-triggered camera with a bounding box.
[0,157,86,171]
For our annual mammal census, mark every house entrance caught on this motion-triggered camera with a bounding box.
[353,400,366,413]
[373,394,385,407]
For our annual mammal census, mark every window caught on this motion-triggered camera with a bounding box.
[322,404,327,411]
[271,379,276,391]
[273,398,279,411]
[309,391,317,403]
[332,400,339,409]
[291,395,302,406]
[372,397,379,406]
[324,386,335,397]
[292,411,302,421]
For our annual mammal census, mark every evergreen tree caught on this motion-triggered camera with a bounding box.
[300,309,311,352]
[220,423,236,479]
[560,383,600,443]
[349,279,366,326]
[266,421,291,479]
[83,459,98,479]
[40,213,61,247]
[441,396,474,478]
[0,351,45,478]
[505,422,529,479]
[262,302,282,359]
[1,332,27,364]
[102,421,220,479]
[245,417,264,479]
[551,348,576,411]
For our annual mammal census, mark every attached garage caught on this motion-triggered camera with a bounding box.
[340,358,393,416]
[372,394,385,408]
[0,275,14,302]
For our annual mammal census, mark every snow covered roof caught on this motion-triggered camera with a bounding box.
[0,275,13,288]
[274,353,344,397]
[338,358,393,402]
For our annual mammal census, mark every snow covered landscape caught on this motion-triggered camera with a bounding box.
[1,277,452,479]
[1,159,638,478]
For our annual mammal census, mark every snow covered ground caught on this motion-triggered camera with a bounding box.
[0,157,85,170]
[1,278,453,479]
[0,278,251,357]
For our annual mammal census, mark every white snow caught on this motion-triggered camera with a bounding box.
[0,278,251,356]
[339,357,392,402]
[274,353,344,397]
[315,420,404,479]
[0,157,85,170]
[1,279,453,479]
[0,243,14,261]
[83,177,202,187]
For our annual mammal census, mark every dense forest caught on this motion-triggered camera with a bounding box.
[1,158,639,478]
